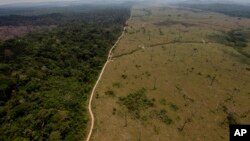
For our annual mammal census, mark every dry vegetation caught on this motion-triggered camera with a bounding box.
[91,6,250,141]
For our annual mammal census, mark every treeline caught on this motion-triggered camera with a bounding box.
[0,6,130,26]
[0,13,64,26]
[209,29,250,48]
[0,5,130,141]
[179,3,250,18]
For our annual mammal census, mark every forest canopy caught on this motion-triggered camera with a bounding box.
[0,5,130,141]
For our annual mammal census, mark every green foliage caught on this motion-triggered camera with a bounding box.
[221,106,239,125]
[159,98,167,105]
[112,108,117,115]
[119,88,154,119]
[226,30,248,47]
[168,103,179,111]
[121,74,127,79]
[227,113,238,125]
[49,131,62,141]
[0,5,130,141]
[209,30,250,59]
[112,82,122,88]
[154,109,173,125]
[0,63,10,72]
[105,90,115,97]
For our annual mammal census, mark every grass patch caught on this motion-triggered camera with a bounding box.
[159,98,167,105]
[227,113,238,125]
[105,90,115,97]
[168,103,179,111]
[112,82,122,88]
[121,74,127,79]
[209,30,249,47]
[112,108,117,115]
[209,30,250,59]
[153,109,173,125]
[119,88,154,119]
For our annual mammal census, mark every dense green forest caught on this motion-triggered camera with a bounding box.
[0,5,130,141]
[179,3,250,18]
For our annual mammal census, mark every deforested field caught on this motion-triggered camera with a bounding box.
[91,5,250,141]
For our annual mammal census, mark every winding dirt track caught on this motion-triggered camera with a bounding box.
[85,24,128,141]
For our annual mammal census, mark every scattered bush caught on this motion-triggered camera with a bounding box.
[227,113,238,125]
[159,98,167,105]
[105,90,115,97]
[168,103,179,111]
[112,108,117,115]
[210,30,249,48]
[121,74,127,79]
[119,88,154,119]
[112,82,122,88]
[153,109,173,125]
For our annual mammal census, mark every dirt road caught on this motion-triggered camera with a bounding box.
[85,25,128,141]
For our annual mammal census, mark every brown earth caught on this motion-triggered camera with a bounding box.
[91,6,250,141]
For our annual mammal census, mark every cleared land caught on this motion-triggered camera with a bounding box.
[92,6,250,141]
